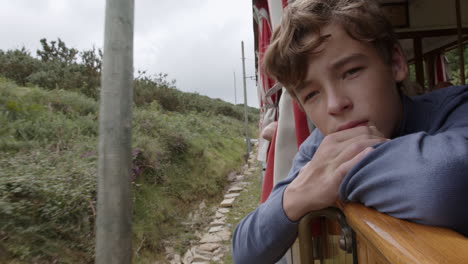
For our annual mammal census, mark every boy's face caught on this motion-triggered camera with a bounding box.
[295,23,408,138]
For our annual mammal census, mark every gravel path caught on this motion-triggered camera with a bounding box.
[163,146,261,264]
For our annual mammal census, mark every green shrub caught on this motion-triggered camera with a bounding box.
[133,72,259,124]
[27,88,98,117]
[445,44,468,85]
[0,39,102,99]
[0,145,98,263]
[0,79,257,263]
[0,48,40,86]
[0,82,97,152]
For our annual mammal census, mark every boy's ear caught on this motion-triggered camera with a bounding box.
[392,45,409,82]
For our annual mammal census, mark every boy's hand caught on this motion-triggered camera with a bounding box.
[283,126,387,221]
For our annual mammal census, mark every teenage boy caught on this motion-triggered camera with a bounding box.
[232,0,468,263]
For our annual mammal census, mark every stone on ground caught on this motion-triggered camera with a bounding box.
[208,226,224,233]
[200,233,223,243]
[192,253,211,262]
[217,208,230,214]
[215,211,225,218]
[198,200,206,210]
[224,193,240,199]
[209,219,225,226]
[198,243,221,252]
[220,198,235,207]
[227,186,243,193]
[182,249,193,264]
[227,171,237,182]
[236,175,245,181]
[217,229,231,241]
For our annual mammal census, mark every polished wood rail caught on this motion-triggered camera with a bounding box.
[299,202,468,263]
[341,202,468,264]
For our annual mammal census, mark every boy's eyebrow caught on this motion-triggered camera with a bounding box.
[330,53,367,71]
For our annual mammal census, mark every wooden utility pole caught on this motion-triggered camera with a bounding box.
[234,71,237,105]
[455,0,465,85]
[96,0,134,263]
[241,41,251,155]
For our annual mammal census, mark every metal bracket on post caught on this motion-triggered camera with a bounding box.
[298,207,355,263]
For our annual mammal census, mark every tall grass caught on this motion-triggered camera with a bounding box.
[0,77,258,263]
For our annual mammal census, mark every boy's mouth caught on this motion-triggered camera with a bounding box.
[336,120,369,132]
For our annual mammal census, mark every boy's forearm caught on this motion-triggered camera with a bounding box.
[283,185,309,221]
[232,184,299,264]
[283,181,326,221]
[339,130,468,235]
[232,131,322,263]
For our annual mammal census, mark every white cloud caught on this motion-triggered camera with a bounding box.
[0,0,259,107]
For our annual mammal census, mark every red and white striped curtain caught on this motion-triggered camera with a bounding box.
[434,53,451,85]
[256,2,319,263]
[258,0,312,203]
[254,0,281,203]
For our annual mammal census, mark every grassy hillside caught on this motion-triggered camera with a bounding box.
[0,76,258,263]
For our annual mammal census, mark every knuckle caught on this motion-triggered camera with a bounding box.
[324,134,337,143]
[362,125,373,134]
[335,163,349,177]
[350,141,366,153]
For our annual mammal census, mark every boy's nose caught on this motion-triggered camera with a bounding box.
[327,91,353,115]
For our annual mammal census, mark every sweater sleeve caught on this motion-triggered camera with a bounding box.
[231,131,321,264]
[339,86,468,236]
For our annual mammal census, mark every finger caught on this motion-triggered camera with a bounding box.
[368,125,385,138]
[329,133,384,160]
[334,137,385,166]
[329,125,386,143]
[336,147,374,178]
[315,132,385,164]
[339,132,387,149]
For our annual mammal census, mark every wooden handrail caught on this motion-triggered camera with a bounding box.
[341,202,468,264]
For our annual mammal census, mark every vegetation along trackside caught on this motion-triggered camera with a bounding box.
[0,40,258,263]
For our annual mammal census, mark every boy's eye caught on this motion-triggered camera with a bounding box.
[343,67,363,79]
[303,91,319,102]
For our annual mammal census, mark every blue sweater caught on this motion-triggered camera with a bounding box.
[232,85,468,264]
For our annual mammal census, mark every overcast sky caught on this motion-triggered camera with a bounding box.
[0,0,259,107]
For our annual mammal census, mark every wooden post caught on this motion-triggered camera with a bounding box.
[234,71,237,105]
[414,37,425,89]
[426,53,435,90]
[456,0,465,85]
[96,0,134,263]
[241,41,251,156]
